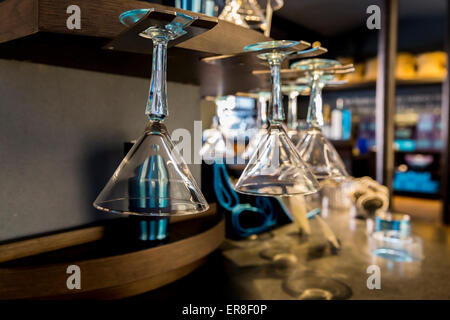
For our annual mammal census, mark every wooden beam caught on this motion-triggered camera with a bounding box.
[0,0,270,55]
[37,0,269,55]
[441,1,450,225]
[0,0,38,43]
[375,0,398,202]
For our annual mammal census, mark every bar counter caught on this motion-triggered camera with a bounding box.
[133,209,450,300]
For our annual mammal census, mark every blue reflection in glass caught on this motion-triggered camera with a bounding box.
[129,150,170,241]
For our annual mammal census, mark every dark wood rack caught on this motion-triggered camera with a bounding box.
[394,149,442,155]
[394,190,441,200]
[0,0,273,96]
[324,77,444,91]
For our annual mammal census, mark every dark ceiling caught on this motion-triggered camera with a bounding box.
[274,0,446,36]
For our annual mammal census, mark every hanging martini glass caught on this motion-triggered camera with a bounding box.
[219,0,251,29]
[199,125,235,162]
[199,99,236,163]
[291,59,353,181]
[282,83,310,146]
[242,91,270,160]
[234,41,320,196]
[94,10,209,220]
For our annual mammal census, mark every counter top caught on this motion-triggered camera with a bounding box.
[132,209,450,300]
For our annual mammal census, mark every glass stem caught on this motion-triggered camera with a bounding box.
[146,38,169,121]
[307,72,324,129]
[257,94,269,128]
[287,91,299,130]
[269,58,284,125]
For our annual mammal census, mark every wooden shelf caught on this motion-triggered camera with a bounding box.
[394,190,441,199]
[0,0,271,96]
[392,195,442,221]
[330,139,353,148]
[0,0,270,54]
[0,203,218,263]
[324,77,444,91]
[395,149,441,155]
[0,204,225,299]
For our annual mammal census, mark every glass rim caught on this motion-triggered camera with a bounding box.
[369,230,423,262]
[375,211,411,222]
[371,230,421,243]
[93,198,209,217]
[235,187,320,197]
[314,172,350,181]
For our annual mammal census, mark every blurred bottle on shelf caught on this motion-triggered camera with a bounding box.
[330,98,352,141]
[330,101,342,140]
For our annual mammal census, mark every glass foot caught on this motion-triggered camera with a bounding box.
[291,58,341,71]
[369,231,423,262]
[283,275,352,300]
[119,9,151,27]
[244,40,300,52]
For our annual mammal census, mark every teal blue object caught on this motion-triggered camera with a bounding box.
[138,218,169,241]
[130,154,169,213]
[119,9,150,26]
[393,171,439,194]
[213,163,240,212]
[306,208,321,219]
[213,163,277,237]
[375,214,410,238]
[212,163,319,237]
[394,139,416,151]
[341,109,352,140]
[129,154,170,241]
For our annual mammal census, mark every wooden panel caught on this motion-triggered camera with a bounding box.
[0,217,224,299]
[0,0,38,43]
[104,7,217,54]
[0,0,270,55]
[37,0,269,55]
[45,258,206,299]
[0,1,273,94]
[325,78,444,91]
